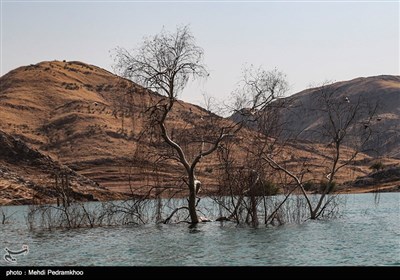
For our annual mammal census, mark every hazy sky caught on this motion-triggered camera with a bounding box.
[1,0,399,106]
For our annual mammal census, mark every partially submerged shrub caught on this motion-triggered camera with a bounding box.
[319,181,336,193]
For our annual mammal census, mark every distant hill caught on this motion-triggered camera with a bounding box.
[282,76,400,158]
[232,75,400,159]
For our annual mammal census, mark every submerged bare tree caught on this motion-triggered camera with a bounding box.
[228,69,379,223]
[27,169,152,230]
[27,171,103,230]
[0,207,15,225]
[113,25,235,224]
[210,66,292,226]
[263,83,377,219]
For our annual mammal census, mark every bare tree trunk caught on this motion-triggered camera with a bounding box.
[249,194,259,227]
[188,174,199,223]
[188,187,198,223]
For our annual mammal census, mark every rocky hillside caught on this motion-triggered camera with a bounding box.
[280,76,400,158]
[233,76,400,158]
[348,166,400,193]
[0,130,123,205]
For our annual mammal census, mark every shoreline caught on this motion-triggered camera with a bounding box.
[1,185,399,206]
[336,183,400,194]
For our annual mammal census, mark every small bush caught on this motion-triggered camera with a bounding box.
[205,167,213,173]
[370,162,385,172]
[319,181,336,193]
[303,181,315,191]
[96,84,105,92]
[250,180,279,196]
[64,83,79,90]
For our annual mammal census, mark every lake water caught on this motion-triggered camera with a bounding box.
[0,193,399,266]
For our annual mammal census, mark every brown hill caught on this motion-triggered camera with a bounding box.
[0,60,237,197]
[1,61,397,204]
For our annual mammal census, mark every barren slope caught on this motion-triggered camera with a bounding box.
[280,76,400,158]
[0,61,239,195]
[0,130,124,205]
